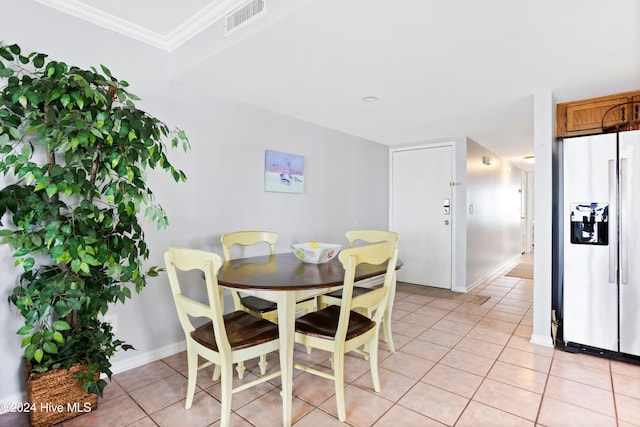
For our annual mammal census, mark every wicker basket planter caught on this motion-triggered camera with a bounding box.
[26,362,98,427]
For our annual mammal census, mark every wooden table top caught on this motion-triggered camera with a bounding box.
[218,252,398,291]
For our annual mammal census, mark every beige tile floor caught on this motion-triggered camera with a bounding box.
[2,253,640,426]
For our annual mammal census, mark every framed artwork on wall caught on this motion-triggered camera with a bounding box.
[264,150,305,193]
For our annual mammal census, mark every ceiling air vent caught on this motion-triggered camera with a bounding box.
[224,0,266,36]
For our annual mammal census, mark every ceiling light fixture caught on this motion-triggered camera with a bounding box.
[523,155,535,163]
[362,96,378,102]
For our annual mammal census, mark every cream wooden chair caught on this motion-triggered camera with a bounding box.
[221,231,315,321]
[293,241,399,422]
[164,247,281,427]
[317,229,399,352]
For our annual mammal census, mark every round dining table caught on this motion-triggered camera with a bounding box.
[217,252,395,427]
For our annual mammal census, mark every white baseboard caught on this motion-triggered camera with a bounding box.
[529,333,554,348]
[452,284,469,293]
[108,341,187,375]
[465,254,522,292]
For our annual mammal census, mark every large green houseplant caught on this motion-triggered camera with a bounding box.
[0,42,190,397]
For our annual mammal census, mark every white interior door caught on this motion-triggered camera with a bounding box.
[391,145,453,289]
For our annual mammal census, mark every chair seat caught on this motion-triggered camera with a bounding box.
[295,305,375,340]
[240,296,278,313]
[191,310,279,351]
[241,295,314,314]
[323,285,381,300]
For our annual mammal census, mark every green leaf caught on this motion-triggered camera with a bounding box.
[45,184,57,198]
[43,342,58,354]
[33,53,46,68]
[8,126,21,140]
[8,44,21,55]
[21,336,31,348]
[24,344,36,360]
[54,300,70,318]
[33,348,44,363]
[0,67,13,78]
[52,331,64,343]
[24,172,35,186]
[17,325,35,335]
[100,64,112,78]
[52,320,71,331]
[22,257,35,271]
[13,247,30,257]
[31,332,43,345]
[33,181,47,192]
[80,262,90,274]
[50,245,65,260]
[0,47,13,61]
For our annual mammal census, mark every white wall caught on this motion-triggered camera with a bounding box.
[531,91,554,347]
[0,0,389,403]
[466,139,523,286]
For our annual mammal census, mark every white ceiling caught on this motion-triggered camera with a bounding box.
[38,0,640,171]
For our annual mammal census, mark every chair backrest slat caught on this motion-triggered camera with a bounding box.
[345,229,398,248]
[221,231,278,261]
[164,247,231,353]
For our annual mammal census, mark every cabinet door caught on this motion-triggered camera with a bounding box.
[632,95,640,124]
[564,95,629,134]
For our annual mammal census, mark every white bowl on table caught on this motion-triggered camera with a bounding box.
[290,242,342,264]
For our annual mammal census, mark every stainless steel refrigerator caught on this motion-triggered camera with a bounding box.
[562,129,640,359]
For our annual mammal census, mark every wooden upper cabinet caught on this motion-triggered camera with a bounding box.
[557,90,640,137]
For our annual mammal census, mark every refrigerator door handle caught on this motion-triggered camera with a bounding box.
[621,158,629,284]
[609,159,617,284]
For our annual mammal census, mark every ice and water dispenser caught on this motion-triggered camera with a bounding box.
[569,203,609,245]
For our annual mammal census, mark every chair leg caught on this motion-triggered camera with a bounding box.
[382,315,395,353]
[369,334,381,393]
[220,362,233,427]
[212,364,221,381]
[362,308,374,360]
[185,347,198,409]
[304,304,313,355]
[258,354,268,375]
[301,303,314,356]
[236,361,246,379]
[333,351,346,422]
[384,274,397,353]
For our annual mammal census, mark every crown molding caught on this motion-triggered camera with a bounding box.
[35,0,243,52]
